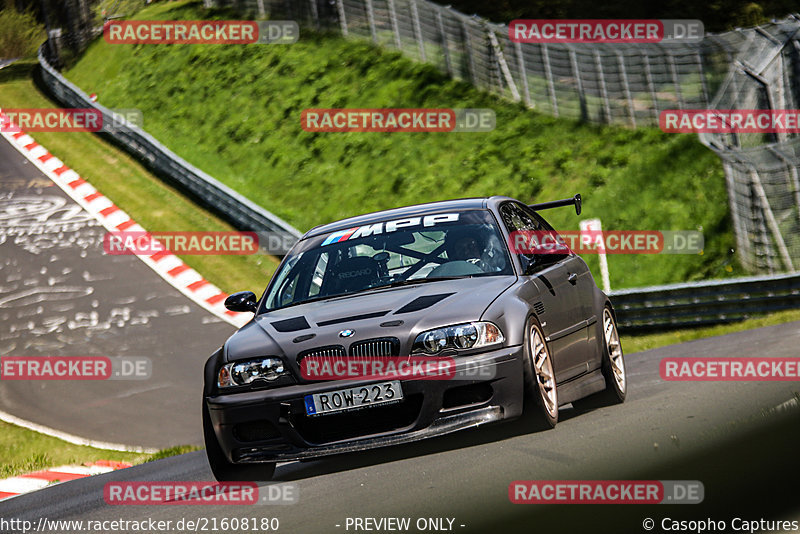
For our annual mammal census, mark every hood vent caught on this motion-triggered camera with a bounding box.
[271,316,311,332]
[394,293,454,314]
[317,311,389,327]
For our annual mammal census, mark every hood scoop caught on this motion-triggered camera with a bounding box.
[317,310,390,327]
[271,316,311,332]
[394,293,454,314]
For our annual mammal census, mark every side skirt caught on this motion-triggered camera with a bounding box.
[556,369,606,406]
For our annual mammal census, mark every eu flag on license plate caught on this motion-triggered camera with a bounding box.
[304,395,316,415]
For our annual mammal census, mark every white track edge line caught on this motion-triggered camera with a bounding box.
[0,409,159,454]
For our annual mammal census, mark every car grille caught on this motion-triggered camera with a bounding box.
[349,337,399,357]
[299,345,346,359]
[296,339,400,381]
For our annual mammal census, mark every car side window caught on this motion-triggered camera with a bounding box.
[499,202,568,273]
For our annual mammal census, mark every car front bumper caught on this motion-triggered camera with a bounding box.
[205,345,525,463]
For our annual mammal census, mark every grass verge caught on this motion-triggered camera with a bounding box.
[0,60,278,295]
[0,420,196,479]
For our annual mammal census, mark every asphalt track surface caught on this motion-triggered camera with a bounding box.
[1,135,800,532]
[0,321,799,533]
[0,135,235,448]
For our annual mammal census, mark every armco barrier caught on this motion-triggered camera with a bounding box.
[609,272,800,332]
[35,46,302,248]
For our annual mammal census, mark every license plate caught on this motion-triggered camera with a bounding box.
[304,381,403,416]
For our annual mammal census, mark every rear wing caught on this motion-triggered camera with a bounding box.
[529,194,581,215]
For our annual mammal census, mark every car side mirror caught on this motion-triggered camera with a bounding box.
[224,291,258,313]
[519,254,537,275]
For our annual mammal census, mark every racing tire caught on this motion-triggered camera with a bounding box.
[573,306,627,409]
[203,401,276,482]
[522,316,558,428]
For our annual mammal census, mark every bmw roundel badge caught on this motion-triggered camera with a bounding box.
[339,329,355,338]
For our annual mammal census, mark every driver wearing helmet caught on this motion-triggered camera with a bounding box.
[430,226,506,277]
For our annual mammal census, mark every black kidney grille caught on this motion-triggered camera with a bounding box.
[349,337,399,357]
[298,345,346,361]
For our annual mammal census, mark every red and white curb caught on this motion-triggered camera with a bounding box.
[0,460,131,501]
[0,113,250,328]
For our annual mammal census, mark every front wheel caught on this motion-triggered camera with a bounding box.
[575,306,626,409]
[522,317,558,428]
[203,401,276,482]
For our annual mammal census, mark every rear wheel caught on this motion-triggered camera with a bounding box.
[522,317,558,428]
[575,306,626,409]
[203,402,276,482]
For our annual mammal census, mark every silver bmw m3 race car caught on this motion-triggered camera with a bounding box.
[203,195,627,481]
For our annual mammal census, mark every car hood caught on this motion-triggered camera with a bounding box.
[224,276,517,362]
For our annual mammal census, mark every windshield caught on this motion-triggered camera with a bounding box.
[264,210,513,311]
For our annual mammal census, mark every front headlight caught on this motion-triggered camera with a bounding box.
[217,357,287,388]
[412,322,504,354]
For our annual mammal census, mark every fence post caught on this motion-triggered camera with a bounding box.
[436,9,452,76]
[723,161,751,271]
[514,41,531,108]
[593,50,612,123]
[461,18,476,84]
[542,44,558,116]
[387,0,402,50]
[410,0,426,62]
[336,0,348,36]
[487,30,520,101]
[365,0,378,43]
[751,168,794,271]
[308,0,320,30]
[569,47,587,121]
[642,51,660,123]
[666,51,685,109]
[696,52,709,105]
[616,51,636,127]
[768,146,800,223]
